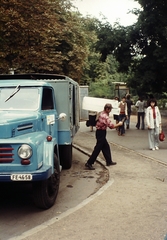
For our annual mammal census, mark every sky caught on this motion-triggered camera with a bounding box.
[73,0,141,26]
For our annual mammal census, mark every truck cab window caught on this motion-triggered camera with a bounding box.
[41,88,54,110]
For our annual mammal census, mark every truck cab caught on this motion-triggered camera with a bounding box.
[0,74,80,209]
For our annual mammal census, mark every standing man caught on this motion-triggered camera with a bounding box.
[85,103,122,170]
[135,97,146,130]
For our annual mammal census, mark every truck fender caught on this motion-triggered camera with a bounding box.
[43,138,57,175]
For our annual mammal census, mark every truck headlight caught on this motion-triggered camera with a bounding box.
[18,144,32,159]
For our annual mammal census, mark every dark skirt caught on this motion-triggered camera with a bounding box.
[89,115,96,126]
[113,114,119,121]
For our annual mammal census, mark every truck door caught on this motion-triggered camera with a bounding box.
[41,87,58,137]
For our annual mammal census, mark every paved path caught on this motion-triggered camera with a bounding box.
[79,114,167,166]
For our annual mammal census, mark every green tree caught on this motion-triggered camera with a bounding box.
[77,16,101,85]
[88,54,129,98]
[75,16,130,97]
[126,0,167,95]
[95,20,115,62]
[0,0,62,73]
[58,11,90,82]
[0,0,89,82]
[92,20,133,72]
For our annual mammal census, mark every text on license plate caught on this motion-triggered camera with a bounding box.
[11,174,32,181]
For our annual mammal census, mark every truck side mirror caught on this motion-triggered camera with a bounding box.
[59,113,66,121]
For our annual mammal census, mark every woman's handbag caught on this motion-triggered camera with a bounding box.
[86,120,90,127]
[159,126,165,141]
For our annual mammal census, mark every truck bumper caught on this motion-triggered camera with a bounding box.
[0,166,52,182]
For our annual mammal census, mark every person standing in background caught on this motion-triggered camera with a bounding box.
[145,99,161,150]
[88,111,97,132]
[126,94,133,129]
[113,96,119,128]
[135,97,146,130]
[118,96,127,136]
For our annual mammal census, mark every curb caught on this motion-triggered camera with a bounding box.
[72,143,109,170]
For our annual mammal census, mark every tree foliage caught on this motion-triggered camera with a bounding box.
[3,0,167,97]
[90,0,167,96]
[0,0,88,82]
[0,0,61,72]
[125,0,167,95]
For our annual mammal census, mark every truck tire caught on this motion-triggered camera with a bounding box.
[32,154,60,209]
[59,144,72,169]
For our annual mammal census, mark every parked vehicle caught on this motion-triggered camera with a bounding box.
[0,73,80,209]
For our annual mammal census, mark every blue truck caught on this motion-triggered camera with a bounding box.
[0,73,80,209]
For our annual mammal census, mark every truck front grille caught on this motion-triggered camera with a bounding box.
[0,146,14,163]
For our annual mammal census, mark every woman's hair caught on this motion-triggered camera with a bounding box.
[149,98,157,106]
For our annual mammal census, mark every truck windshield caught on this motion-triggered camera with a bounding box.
[0,88,39,110]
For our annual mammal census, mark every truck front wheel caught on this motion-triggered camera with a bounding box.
[59,144,72,169]
[32,154,60,209]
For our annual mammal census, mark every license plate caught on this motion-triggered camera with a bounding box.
[11,174,32,181]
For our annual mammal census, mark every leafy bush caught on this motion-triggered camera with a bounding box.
[89,81,114,98]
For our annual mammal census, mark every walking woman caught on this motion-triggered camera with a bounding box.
[88,111,97,132]
[145,99,161,150]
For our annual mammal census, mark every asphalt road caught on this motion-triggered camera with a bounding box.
[0,148,107,240]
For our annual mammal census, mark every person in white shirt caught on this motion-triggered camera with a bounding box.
[135,97,146,130]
